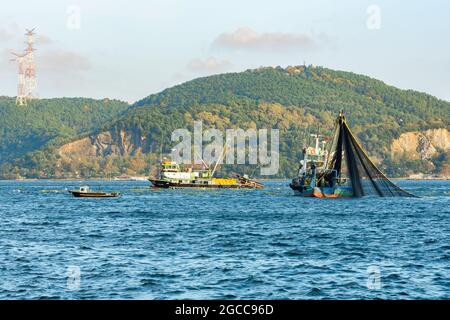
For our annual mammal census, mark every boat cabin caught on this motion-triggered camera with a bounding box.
[162,162,180,172]
[79,186,90,193]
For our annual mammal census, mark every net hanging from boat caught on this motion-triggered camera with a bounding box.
[325,112,416,197]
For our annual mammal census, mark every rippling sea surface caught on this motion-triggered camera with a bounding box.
[0,179,449,299]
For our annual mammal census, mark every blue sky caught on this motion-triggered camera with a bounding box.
[0,0,449,103]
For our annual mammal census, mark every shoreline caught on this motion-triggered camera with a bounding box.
[1,177,449,182]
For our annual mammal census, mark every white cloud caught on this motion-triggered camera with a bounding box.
[165,57,232,89]
[212,27,322,52]
[35,34,53,46]
[187,57,231,73]
[0,28,14,42]
[37,50,91,73]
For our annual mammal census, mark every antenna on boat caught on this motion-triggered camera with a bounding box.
[310,133,324,155]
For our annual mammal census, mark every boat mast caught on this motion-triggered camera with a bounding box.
[193,149,210,170]
[211,144,227,178]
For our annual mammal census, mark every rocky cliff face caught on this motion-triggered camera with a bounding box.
[390,128,449,178]
[391,128,450,160]
[53,127,449,178]
[58,129,152,161]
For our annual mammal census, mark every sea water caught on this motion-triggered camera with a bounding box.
[0,180,448,299]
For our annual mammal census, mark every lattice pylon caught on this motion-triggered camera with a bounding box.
[24,28,37,101]
[11,52,27,106]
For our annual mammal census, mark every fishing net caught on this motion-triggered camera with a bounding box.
[325,113,416,197]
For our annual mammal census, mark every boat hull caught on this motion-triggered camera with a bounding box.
[69,191,120,198]
[149,179,262,189]
[313,187,353,198]
[290,185,314,197]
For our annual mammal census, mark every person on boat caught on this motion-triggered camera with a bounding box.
[299,174,306,189]
[324,172,333,188]
[310,163,316,179]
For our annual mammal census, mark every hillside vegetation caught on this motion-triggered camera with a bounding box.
[1,66,449,178]
[0,97,129,168]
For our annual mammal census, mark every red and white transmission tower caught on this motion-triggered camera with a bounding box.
[10,52,27,106]
[11,28,38,106]
[24,29,37,100]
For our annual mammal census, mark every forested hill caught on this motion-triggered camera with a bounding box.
[108,65,449,177]
[0,97,129,164]
[133,65,448,130]
[1,65,449,179]
[124,66,449,150]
